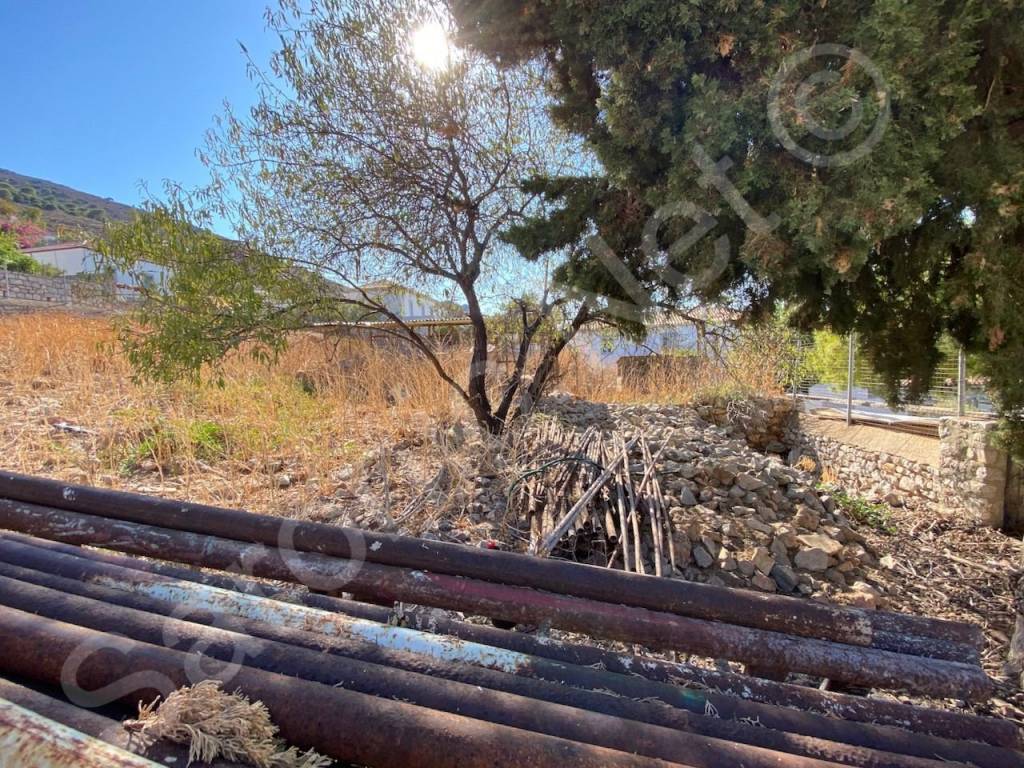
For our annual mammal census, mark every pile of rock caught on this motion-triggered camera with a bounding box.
[535,395,888,609]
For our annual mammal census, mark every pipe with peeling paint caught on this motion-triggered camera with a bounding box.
[0,677,246,768]
[0,471,982,654]
[0,544,1017,768]
[8,530,1011,749]
[0,697,163,768]
[0,502,994,699]
[0,605,697,768]
[5,574,959,768]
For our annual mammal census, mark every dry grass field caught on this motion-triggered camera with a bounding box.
[0,311,781,530]
[0,312,478,520]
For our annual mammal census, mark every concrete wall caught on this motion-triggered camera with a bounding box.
[575,323,700,363]
[25,245,95,275]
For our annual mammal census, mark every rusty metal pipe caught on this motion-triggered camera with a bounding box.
[0,547,1017,768]
[4,573,962,768]
[0,528,970,663]
[10,530,1011,749]
[0,697,162,768]
[0,530,396,624]
[0,501,993,698]
[0,677,246,768]
[0,605,693,768]
[0,472,981,652]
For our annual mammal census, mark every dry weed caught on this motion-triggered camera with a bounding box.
[557,342,786,405]
[125,680,331,768]
[0,312,469,520]
[0,312,784,530]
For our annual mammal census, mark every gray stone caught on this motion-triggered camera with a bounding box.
[797,532,843,556]
[743,517,773,535]
[700,535,721,558]
[736,473,767,491]
[713,464,737,485]
[792,506,820,531]
[751,572,777,592]
[824,567,848,588]
[769,536,790,562]
[752,546,775,575]
[770,564,800,592]
[677,486,698,506]
[794,547,830,572]
[693,545,714,568]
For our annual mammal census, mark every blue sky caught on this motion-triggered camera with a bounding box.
[0,1,277,233]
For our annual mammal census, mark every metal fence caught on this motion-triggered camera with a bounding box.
[788,333,996,425]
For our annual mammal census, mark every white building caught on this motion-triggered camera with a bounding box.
[18,243,168,292]
[573,307,738,363]
[349,280,465,321]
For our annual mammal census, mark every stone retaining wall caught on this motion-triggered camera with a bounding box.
[1,271,128,313]
[789,412,1008,528]
[695,396,796,453]
[937,419,1008,528]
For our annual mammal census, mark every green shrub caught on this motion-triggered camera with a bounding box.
[187,419,227,460]
[821,484,896,534]
[123,418,227,472]
[0,232,60,276]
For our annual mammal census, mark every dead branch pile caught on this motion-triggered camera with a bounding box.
[513,421,677,575]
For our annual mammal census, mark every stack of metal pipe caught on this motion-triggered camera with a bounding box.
[0,470,1019,768]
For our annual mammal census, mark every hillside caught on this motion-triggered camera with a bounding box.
[0,168,137,238]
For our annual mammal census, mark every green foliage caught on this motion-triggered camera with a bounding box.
[822,484,896,534]
[800,328,984,406]
[123,417,227,472]
[454,0,1024,453]
[0,231,62,276]
[801,329,849,390]
[187,420,227,460]
[96,202,334,383]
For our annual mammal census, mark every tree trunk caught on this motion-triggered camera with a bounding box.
[493,302,550,426]
[461,282,500,434]
[515,303,591,420]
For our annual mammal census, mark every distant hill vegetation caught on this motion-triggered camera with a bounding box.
[0,168,137,237]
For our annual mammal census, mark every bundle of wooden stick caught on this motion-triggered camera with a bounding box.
[513,422,677,576]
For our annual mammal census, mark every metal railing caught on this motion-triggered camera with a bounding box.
[788,334,995,425]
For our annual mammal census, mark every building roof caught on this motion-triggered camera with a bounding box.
[19,242,91,254]
[648,306,740,327]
